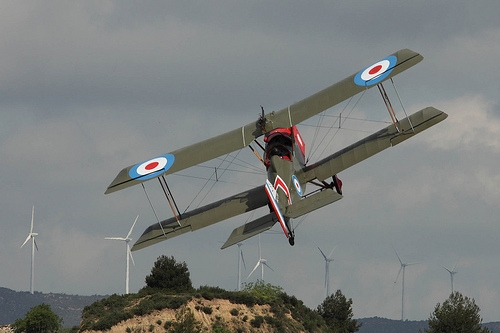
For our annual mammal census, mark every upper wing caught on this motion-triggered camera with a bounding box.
[298,107,448,184]
[106,49,423,194]
[131,185,268,251]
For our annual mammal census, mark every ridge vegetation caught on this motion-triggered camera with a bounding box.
[79,282,333,332]
[78,255,359,333]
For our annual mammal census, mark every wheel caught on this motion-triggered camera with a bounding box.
[288,236,295,246]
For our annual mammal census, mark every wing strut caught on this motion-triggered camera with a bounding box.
[248,144,265,165]
[158,176,182,227]
[377,80,415,134]
[377,83,401,132]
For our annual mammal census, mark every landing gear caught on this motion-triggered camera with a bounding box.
[288,236,295,246]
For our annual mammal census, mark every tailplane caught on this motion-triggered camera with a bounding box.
[221,213,276,249]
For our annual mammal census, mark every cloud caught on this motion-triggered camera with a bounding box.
[422,95,500,151]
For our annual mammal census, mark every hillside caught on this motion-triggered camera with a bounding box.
[82,297,286,333]
[0,287,105,327]
[78,292,500,333]
[78,286,330,333]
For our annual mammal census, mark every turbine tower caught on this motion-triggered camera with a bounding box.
[318,246,336,298]
[442,261,458,294]
[247,235,273,280]
[393,248,420,321]
[236,243,246,291]
[21,206,38,294]
[105,215,138,294]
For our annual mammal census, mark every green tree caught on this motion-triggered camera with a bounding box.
[424,291,491,333]
[12,303,62,333]
[242,280,284,303]
[316,290,361,333]
[145,255,193,292]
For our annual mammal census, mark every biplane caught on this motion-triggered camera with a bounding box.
[105,49,447,251]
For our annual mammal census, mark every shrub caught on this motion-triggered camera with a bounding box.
[250,316,264,328]
[242,280,283,304]
[12,303,62,333]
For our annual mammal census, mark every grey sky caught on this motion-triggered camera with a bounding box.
[1,1,500,322]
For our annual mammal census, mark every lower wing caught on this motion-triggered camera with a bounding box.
[131,186,268,251]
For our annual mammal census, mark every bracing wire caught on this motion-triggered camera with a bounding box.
[142,183,168,238]
[390,78,414,132]
[307,90,366,162]
[183,148,244,213]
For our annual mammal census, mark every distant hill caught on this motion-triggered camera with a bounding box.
[357,316,500,333]
[358,317,428,333]
[0,287,106,327]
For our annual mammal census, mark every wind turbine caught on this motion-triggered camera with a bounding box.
[236,243,246,291]
[21,206,38,294]
[105,215,138,294]
[442,261,458,294]
[318,246,336,298]
[247,235,274,281]
[393,247,420,321]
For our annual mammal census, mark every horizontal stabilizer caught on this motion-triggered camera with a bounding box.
[221,213,277,249]
[285,189,343,219]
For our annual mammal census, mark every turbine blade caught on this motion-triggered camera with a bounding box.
[452,260,459,272]
[394,266,403,284]
[240,249,246,270]
[327,245,337,259]
[105,237,126,241]
[441,265,452,274]
[126,215,139,239]
[30,206,35,233]
[263,262,274,272]
[393,246,403,265]
[247,261,261,279]
[406,261,421,266]
[318,247,328,260]
[34,238,39,251]
[128,248,135,266]
[21,235,31,248]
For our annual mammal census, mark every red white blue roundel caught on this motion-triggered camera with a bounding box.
[292,175,303,196]
[354,55,397,86]
[129,154,175,180]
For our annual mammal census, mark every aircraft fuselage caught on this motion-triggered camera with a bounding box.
[263,126,307,243]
